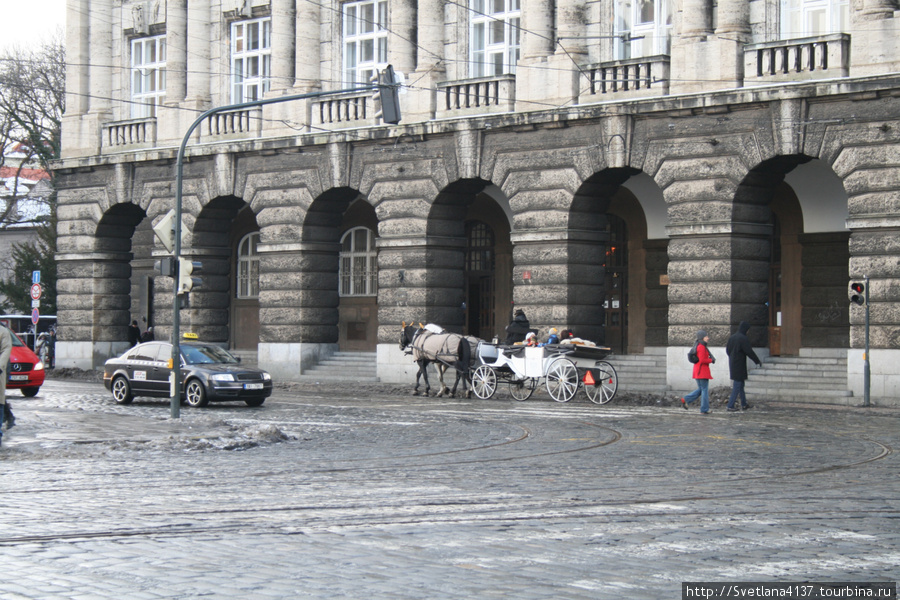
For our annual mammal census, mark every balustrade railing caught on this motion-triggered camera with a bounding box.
[581,56,669,101]
[436,75,515,117]
[100,118,156,152]
[745,34,850,85]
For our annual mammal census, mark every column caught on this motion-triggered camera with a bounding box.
[388,0,416,77]
[66,0,89,115]
[186,1,211,104]
[521,0,554,59]
[88,0,113,115]
[295,0,321,91]
[415,0,445,72]
[679,0,713,38]
[861,0,898,19]
[556,0,587,57]
[715,0,750,38]
[271,0,296,91]
[167,0,187,102]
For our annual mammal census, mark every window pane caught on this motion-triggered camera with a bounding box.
[638,0,654,24]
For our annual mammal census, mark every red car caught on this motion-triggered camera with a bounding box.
[7,330,45,397]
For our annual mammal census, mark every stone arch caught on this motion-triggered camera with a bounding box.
[187,195,257,345]
[735,155,850,353]
[299,187,368,345]
[420,178,512,337]
[93,202,151,344]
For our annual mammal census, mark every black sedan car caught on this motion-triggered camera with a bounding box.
[103,341,273,407]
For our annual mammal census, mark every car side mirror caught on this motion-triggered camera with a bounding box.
[236,356,242,363]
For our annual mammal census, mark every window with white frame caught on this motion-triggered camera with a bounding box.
[781,0,848,39]
[237,232,260,299]
[613,0,673,60]
[231,17,271,102]
[343,0,388,85]
[131,35,166,118]
[470,0,521,78]
[340,227,378,297]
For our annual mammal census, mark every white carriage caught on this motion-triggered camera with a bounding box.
[470,342,618,404]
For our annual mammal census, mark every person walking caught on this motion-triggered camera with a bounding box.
[127,320,142,347]
[0,324,13,446]
[726,321,762,412]
[681,330,715,414]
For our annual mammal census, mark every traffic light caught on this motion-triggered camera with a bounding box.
[849,281,866,306]
[154,257,175,277]
[370,65,401,125]
[177,258,203,295]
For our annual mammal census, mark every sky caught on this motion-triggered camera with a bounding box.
[1,0,67,53]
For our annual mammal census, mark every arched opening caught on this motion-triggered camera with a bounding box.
[427,180,512,338]
[571,168,660,353]
[737,156,849,353]
[339,201,379,351]
[94,203,150,345]
[190,196,257,346]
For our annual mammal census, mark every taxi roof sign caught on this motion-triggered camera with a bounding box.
[182,332,199,340]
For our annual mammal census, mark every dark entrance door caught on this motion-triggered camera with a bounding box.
[465,221,495,340]
[603,214,628,354]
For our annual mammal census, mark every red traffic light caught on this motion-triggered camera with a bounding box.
[849,282,866,305]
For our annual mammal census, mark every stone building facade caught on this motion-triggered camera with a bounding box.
[57,0,900,402]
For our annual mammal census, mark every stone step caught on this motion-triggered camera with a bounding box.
[297,351,379,383]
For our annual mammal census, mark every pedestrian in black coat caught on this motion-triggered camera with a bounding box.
[505,309,531,344]
[725,321,762,411]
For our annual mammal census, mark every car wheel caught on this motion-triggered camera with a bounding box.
[111,376,133,405]
[21,387,40,397]
[184,379,209,407]
[244,398,265,407]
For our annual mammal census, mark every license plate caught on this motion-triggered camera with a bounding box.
[244,383,264,390]
[10,374,28,381]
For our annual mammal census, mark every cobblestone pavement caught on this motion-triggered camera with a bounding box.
[1,378,898,599]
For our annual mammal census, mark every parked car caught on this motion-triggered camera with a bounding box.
[6,329,45,397]
[103,341,272,407]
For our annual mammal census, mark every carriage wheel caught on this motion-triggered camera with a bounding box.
[545,358,578,402]
[583,361,618,405]
[508,377,537,401]
[471,365,498,400]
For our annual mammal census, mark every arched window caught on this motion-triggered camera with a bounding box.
[340,227,377,296]
[237,232,260,299]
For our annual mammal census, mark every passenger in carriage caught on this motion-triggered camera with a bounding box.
[546,328,560,345]
[505,309,531,344]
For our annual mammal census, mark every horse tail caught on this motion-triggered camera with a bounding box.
[457,335,472,373]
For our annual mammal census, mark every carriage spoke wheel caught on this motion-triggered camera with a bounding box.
[508,377,537,401]
[471,365,498,400]
[584,361,618,405]
[546,358,578,402]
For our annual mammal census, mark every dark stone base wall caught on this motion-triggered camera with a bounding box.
[801,232,851,348]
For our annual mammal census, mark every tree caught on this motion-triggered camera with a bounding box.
[0,33,64,314]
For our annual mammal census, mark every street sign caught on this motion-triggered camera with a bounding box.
[32,270,40,284]
[32,299,40,308]
[31,308,40,325]
[30,283,42,300]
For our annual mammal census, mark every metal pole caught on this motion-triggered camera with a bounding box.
[863,275,870,407]
[170,85,379,418]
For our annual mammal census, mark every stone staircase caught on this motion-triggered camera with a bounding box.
[605,348,669,395]
[295,351,379,383]
[747,349,853,404]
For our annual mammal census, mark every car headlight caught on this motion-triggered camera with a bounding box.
[210,373,235,382]
[34,361,44,371]
[262,372,271,381]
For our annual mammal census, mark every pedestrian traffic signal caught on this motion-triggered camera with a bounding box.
[849,281,866,306]
[154,257,175,277]
[177,258,203,295]
[370,65,401,125]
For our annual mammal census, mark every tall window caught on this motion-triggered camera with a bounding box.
[781,0,848,39]
[343,0,388,85]
[340,227,377,297]
[470,0,521,77]
[613,0,673,60]
[131,35,166,118]
[232,17,271,102]
[237,232,260,299]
